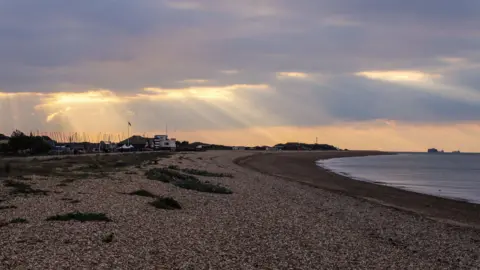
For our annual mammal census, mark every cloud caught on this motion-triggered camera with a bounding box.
[46,107,71,123]
[164,1,202,10]
[355,70,441,84]
[276,72,310,80]
[0,0,480,150]
[355,70,480,104]
[220,70,240,75]
[38,90,124,108]
[179,79,210,84]
[143,84,270,100]
[321,15,361,27]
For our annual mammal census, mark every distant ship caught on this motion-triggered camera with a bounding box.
[452,150,461,153]
[427,148,444,153]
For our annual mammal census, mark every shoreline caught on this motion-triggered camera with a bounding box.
[316,156,480,205]
[235,151,480,228]
[2,150,480,268]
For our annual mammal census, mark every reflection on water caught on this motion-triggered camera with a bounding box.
[317,153,480,204]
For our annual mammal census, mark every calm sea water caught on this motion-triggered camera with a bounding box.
[317,153,480,204]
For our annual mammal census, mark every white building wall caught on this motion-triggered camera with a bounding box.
[153,135,176,149]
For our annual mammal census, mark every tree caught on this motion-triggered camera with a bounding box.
[8,130,52,154]
[9,130,30,152]
[0,143,9,153]
[30,136,52,154]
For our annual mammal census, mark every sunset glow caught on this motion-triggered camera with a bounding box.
[0,0,479,151]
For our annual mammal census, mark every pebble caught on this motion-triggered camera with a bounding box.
[0,151,479,269]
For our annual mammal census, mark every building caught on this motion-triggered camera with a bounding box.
[153,135,176,150]
[427,148,444,153]
[118,136,150,150]
[99,141,116,152]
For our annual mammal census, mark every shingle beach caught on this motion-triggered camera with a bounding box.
[1,151,479,269]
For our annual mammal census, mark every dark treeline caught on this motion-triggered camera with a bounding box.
[0,130,54,155]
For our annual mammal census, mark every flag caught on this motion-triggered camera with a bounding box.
[128,121,131,126]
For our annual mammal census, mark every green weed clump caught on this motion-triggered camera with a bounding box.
[128,189,157,198]
[4,180,48,195]
[145,168,232,194]
[10,218,28,224]
[46,212,111,222]
[180,168,233,178]
[0,205,17,210]
[102,233,114,243]
[149,197,181,210]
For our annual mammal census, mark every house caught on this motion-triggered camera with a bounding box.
[153,135,176,150]
[119,136,149,150]
[0,134,9,145]
[99,141,116,152]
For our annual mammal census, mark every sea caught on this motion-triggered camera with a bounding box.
[317,153,480,204]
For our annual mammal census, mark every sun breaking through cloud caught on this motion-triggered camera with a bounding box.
[276,72,311,80]
[355,70,441,84]
[0,0,480,150]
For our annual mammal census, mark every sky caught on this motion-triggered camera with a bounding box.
[1,0,480,151]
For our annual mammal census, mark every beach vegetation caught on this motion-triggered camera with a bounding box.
[46,212,111,222]
[149,197,182,210]
[61,198,81,204]
[0,205,17,210]
[145,168,233,194]
[10,218,28,224]
[102,233,114,243]
[180,168,233,178]
[167,165,233,177]
[128,189,157,198]
[4,180,49,195]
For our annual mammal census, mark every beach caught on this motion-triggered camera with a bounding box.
[238,151,480,228]
[1,150,479,269]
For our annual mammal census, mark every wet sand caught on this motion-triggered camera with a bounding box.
[235,150,480,228]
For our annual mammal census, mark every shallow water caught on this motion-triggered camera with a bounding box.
[317,153,480,204]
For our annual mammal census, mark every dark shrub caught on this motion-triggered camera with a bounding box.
[10,218,28,224]
[46,212,111,222]
[149,197,181,210]
[4,180,48,195]
[145,168,232,194]
[128,189,157,198]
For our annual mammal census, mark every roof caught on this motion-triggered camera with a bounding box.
[119,135,149,145]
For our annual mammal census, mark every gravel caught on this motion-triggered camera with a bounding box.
[0,151,479,269]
